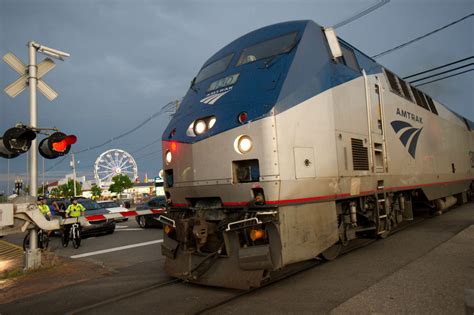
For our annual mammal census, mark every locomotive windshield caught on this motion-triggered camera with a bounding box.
[195,53,234,83]
[236,32,298,66]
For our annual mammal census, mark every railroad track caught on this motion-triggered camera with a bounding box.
[65,278,182,315]
[66,215,428,314]
[193,216,427,314]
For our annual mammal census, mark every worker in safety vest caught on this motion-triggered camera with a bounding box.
[37,196,51,219]
[65,197,86,218]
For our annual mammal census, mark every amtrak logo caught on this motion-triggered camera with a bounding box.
[200,87,232,105]
[391,120,423,159]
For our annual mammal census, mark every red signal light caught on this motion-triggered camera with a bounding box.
[39,132,76,159]
[52,140,67,152]
[52,135,76,153]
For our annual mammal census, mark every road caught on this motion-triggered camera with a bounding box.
[1,203,473,314]
[4,218,164,270]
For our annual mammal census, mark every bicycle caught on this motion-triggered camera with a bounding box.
[62,217,82,249]
[23,229,49,251]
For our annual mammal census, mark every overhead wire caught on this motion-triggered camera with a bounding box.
[74,100,178,154]
[414,69,474,87]
[44,100,177,174]
[403,56,474,79]
[333,0,390,29]
[408,62,474,84]
[372,13,474,58]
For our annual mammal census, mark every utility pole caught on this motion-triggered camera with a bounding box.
[71,152,77,197]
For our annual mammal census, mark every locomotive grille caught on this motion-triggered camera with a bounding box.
[351,138,369,171]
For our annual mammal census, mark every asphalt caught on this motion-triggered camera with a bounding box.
[0,202,473,314]
[332,225,474,314]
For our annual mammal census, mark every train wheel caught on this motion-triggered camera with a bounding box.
[320,243,342,261]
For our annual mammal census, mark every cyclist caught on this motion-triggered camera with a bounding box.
[37,196,51,219]
[63,197,86,245]
[65,197,86,218]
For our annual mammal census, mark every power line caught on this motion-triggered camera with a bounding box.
[414,68,474,87]
[333,0,390,29]
[44,100,177,174]
[372,13,474,58]
[131,137,162,155]
[136,149,162,161]
[408,63,474,84]
[403,56,474,79]
[45,156,68,172]
[75,100,178,154]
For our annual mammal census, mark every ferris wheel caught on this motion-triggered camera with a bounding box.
[94,149,138,187]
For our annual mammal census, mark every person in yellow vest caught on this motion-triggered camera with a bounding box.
[65,197,86,218]
[37,196,51,219]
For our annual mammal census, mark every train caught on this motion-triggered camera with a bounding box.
[159,20,474,289]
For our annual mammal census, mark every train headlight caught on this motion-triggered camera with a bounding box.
[187,116,217,137]
[165,150,172,164]
[235,135,253,154]
[194,120,207,135]
[208,117,217,129]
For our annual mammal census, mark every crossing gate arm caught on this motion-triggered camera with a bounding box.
[0,203,166,236]
[83,208,166,222]
[0,202,60,236]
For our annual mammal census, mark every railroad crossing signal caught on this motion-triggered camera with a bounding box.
[38,132,77,159]
[3,52,58,100]
[0,126,37,159]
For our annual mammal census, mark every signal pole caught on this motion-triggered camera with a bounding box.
[28,41,38,197]
[3,41,70,270]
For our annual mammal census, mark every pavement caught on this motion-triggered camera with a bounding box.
[0,202,472,314]
[331,225,474,314]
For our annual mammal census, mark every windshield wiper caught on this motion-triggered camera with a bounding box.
[190,77,198,93]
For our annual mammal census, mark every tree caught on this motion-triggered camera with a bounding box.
[50,188,61,198]
[109,174,133,197]
[58,179,82,198]
[91,184,102,199]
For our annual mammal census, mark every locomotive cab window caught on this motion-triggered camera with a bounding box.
[236,32,298,66]
[195,53,234,84]
[339,42,360,72]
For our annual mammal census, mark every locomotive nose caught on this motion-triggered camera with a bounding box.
[162,114,280,207]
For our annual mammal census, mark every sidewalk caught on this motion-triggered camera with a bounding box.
[331,225,474,314]
[0,240,23,274]
[0,247,111,305]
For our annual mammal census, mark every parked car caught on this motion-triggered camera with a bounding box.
[58,198,116,237]
[135,196,167,228]
[79,199,116,236]
[97,200,129,222]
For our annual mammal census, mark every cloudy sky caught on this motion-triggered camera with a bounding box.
[0,0,473,193]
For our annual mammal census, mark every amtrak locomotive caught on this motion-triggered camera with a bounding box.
[160,20,474,289]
